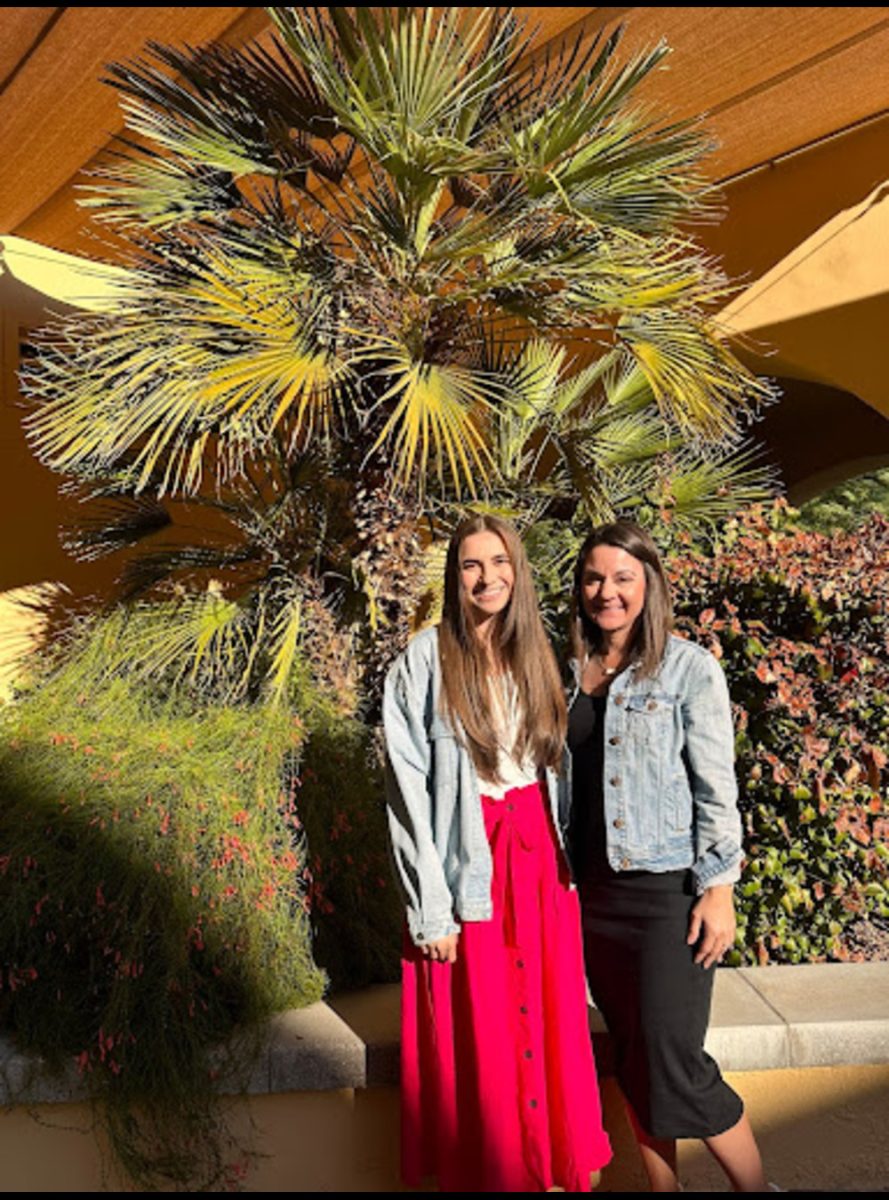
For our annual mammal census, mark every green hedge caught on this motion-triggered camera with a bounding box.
[668,504,889,964]
[0,619,325,1189]
[299,713,402,990]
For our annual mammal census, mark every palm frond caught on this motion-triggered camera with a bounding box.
[104,591,256,701]
[0,583,71,695]
[116,543,264,603]
[588,411,679,469]
[594,358,657,414]
[23,236,348,494]
[270,7,514,183]
[355,337,499,494]
[546,351,620,420]
[619,310,777,437]
[493,339,564,478]
[507,339,564,419]
[500,31,667,180]
[657,445,777,529]
[80,144,242,229]
[265,586,303,706]
[61,495,172,562]
[558,120,718,233]
[105,38,336,182]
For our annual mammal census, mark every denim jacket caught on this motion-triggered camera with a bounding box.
[566,634,743,895]
[383,626,567,946]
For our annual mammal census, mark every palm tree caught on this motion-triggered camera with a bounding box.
[21,6,773,704]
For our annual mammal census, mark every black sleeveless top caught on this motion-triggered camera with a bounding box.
[567,691,609,881]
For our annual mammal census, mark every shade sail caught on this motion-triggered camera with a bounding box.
[718,181,889,420]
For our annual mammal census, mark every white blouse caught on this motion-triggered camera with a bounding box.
[477,673,540,800]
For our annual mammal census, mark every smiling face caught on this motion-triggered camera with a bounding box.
[459,529,515,630]
[580,543,647,640]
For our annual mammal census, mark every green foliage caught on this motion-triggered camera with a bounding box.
[668,503,889,965]
[20,8,772,689]
[490,348,773,525]
[298,714,402,990]
[798,467,889,533]
[0,615,325,1189]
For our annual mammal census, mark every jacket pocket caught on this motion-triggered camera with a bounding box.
[624,691,675,744]
[668,770,693,832]
[622,693,677,847]
[429,713,457,789]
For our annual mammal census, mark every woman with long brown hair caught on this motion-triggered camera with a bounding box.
[565,520,770,1192]
[384,513,611,1192]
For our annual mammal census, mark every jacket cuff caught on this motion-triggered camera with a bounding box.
[692,838,743,896]
[406,909,460,946]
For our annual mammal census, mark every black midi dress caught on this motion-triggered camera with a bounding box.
[568,689,743,1140]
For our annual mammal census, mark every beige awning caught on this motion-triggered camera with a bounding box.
[0,233,130,315]
[719,181,889,419]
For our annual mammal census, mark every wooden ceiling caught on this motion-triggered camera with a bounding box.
[3,6,889,259]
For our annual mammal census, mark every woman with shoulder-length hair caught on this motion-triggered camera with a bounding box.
[566,519,770,1192]
[384,513,611,1193]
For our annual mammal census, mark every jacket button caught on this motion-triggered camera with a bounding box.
[609,735,621,746]
[614,694,625,705]
[620,857,631,869]
[609,776,621,787]
[646,699,657,711]
[613,818,624,829]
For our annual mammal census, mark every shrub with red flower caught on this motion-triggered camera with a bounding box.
[668,503,889,964]
[0,628,325,1189]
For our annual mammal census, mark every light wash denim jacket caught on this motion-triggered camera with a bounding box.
[565,634,743,895]
[384,627,742,945]
[383,626,567,946]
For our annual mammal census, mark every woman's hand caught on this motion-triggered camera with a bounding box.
[687,884,736,968]
[421,932,459,964]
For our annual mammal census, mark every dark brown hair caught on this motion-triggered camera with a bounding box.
[438,514,566,779]
[571,520,673,678]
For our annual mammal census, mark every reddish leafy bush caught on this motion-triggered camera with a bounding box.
[668,503,889,964]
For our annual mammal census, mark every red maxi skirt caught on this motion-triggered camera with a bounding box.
[401,780,612,1192]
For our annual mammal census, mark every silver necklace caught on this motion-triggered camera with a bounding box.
[595,653,621,677]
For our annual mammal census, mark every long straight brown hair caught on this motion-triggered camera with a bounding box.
[571,520,673,678]
[438,514,567,779]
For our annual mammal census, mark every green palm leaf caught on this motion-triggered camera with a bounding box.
[105,38,336,182]
[658,446,777,529]
[270,7,513,180]
[105,592,255,701]
[619,310,776,437]
[265,586,303,706]
[25,237,347,493]
[357,338,497,494]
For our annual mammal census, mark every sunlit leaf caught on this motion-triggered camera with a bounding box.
[353,337,499,494]
[265,589,303,706]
